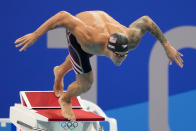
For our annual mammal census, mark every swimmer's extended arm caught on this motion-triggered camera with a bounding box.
[128,16,183,68]
[14,11,84,52]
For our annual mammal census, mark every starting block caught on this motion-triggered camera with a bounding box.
[9,91,117,131]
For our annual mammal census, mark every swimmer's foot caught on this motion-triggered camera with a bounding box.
[53,66,64,97]
[58,96,76,121]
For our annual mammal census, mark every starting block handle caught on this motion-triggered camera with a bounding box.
[17,121,46,131]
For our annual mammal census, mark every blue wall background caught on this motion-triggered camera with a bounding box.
[0,0,196,130]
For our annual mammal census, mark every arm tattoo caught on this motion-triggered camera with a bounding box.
[129,16,168,46]
[148,20,168,44]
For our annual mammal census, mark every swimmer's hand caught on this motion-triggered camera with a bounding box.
[163,42,183,68]
[14,32,38,52]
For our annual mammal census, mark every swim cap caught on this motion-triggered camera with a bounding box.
[107,33,128,52]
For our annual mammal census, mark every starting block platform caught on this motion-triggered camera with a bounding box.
[9,91,117,131]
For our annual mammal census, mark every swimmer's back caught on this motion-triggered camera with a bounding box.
[76,11,127,31]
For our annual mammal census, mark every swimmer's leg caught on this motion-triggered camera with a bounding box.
[53,55,72,97]
[58,71,93,121]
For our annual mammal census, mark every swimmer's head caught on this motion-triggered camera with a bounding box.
[107,32,128,52]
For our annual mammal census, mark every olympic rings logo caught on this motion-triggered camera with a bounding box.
[60,122,78,130]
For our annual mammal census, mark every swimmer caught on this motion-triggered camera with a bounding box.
[14,11,183,121]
